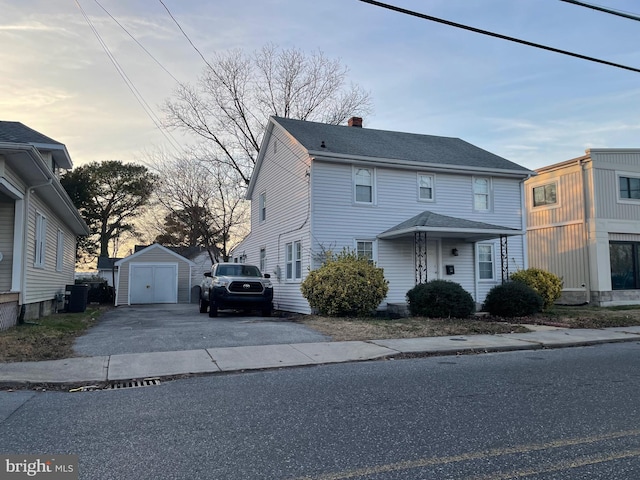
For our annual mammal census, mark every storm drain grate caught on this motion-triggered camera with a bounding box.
[106,378,161,390]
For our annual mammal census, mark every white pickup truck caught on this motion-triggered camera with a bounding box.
[199,263,274,317]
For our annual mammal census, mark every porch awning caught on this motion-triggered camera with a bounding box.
[378,210,523,242]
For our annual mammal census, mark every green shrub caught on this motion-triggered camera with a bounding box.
[406,280,475,319]
[511,268,563,310]
[483,281,543,317]
[300,250,389,316]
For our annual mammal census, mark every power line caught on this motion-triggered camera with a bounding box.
[74,0,185,155]
[157,0,215,70]
[92,0,183,84]
[358,0,640,74]
[559,0,640,22]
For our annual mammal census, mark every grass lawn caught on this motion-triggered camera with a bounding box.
[0,307,105,362]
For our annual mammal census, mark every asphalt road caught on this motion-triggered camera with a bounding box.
[73,304,329,355]
[3,342,640,479]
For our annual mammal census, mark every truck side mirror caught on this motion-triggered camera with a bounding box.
[204,272,212,277]
[264,273,271,279]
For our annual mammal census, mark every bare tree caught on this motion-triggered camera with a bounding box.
[146,150,248,263]
[163,44,372,184]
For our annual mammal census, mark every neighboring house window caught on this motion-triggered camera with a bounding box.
[355,167,374,204]
[619,176,640,200]
[56,229,64,272]
[418,173,434,201]
[473,177,490,211]
[260,248,266,273]
[34,212,47,268]
[610,242,640,290]
[259,192,266,222]
[286,241,302,280]
[356,240,374,262]
[477,244,494,280]
[532,183,558,207]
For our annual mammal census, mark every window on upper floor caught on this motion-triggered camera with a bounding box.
[532,182,558,207]
[619,176,640,200]
[34,211,47,268]
[477,243,494,280]
[259,192,266,222]
[417,173,435,202]
[473,177,491,211]
[354,167,374,204]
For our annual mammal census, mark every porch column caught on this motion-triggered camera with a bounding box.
[414,231,428,284]
[500,235,509,283]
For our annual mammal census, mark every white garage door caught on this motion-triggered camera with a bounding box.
[130,264,178,304]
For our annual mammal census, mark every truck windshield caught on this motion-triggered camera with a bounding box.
[217,265,262,277]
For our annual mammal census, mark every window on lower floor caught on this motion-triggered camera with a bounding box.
[356,240,374,262]
[34,211,47,268]
[610,242,640,290]
[260,248,266,273]
[56,229,64,272]
[477,244,494,280]
[286,241,302,280]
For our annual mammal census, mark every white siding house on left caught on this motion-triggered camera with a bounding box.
[0,121,90,328]
[232,116,534,314]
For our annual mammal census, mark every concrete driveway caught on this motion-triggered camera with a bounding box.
[73,304,329,356]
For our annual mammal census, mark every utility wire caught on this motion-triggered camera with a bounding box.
[358,0,640,74]
[559,0,640,22]
[93,0,183,84]
[158,0,215,70]
[75,0,185,155]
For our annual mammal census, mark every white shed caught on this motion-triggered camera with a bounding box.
[114,244,195,306]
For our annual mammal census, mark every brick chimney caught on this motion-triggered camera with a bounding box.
[348,117,363,128]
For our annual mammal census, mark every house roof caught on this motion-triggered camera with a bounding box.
[379,210,522,242]
[271,116,532,174]
[0,121,72,169]
[115,243,197,267]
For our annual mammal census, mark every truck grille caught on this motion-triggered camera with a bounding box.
[228,281,264,293]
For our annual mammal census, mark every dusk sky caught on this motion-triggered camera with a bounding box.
[2,0,639,171]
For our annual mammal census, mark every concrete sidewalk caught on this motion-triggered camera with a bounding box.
[2,325,640,387]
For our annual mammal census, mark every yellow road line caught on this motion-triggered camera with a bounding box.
[291,428,640,480]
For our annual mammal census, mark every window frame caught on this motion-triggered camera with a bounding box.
[56,229,64,272]
[285,241,302,281]
[476,243,495,281]
[417,173,435,202]
[355,239,375,263]
[259,192,266,222]
[532,182,559,208]
[34,211,47,268]
[617,172,640,203]
[259,247,266,273]
[354,166,375,205]
[472,177,492,212]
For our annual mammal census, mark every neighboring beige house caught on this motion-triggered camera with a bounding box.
[525,149,640,306]
[0,121,90,329]
[114,243,195,306]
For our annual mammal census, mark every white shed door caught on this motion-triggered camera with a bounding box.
[130,264,178,304]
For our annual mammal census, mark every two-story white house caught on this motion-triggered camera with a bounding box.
[232,116,534,314]
[525,149,640,306]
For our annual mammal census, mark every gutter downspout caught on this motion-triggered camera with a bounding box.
[580,158,592,304]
